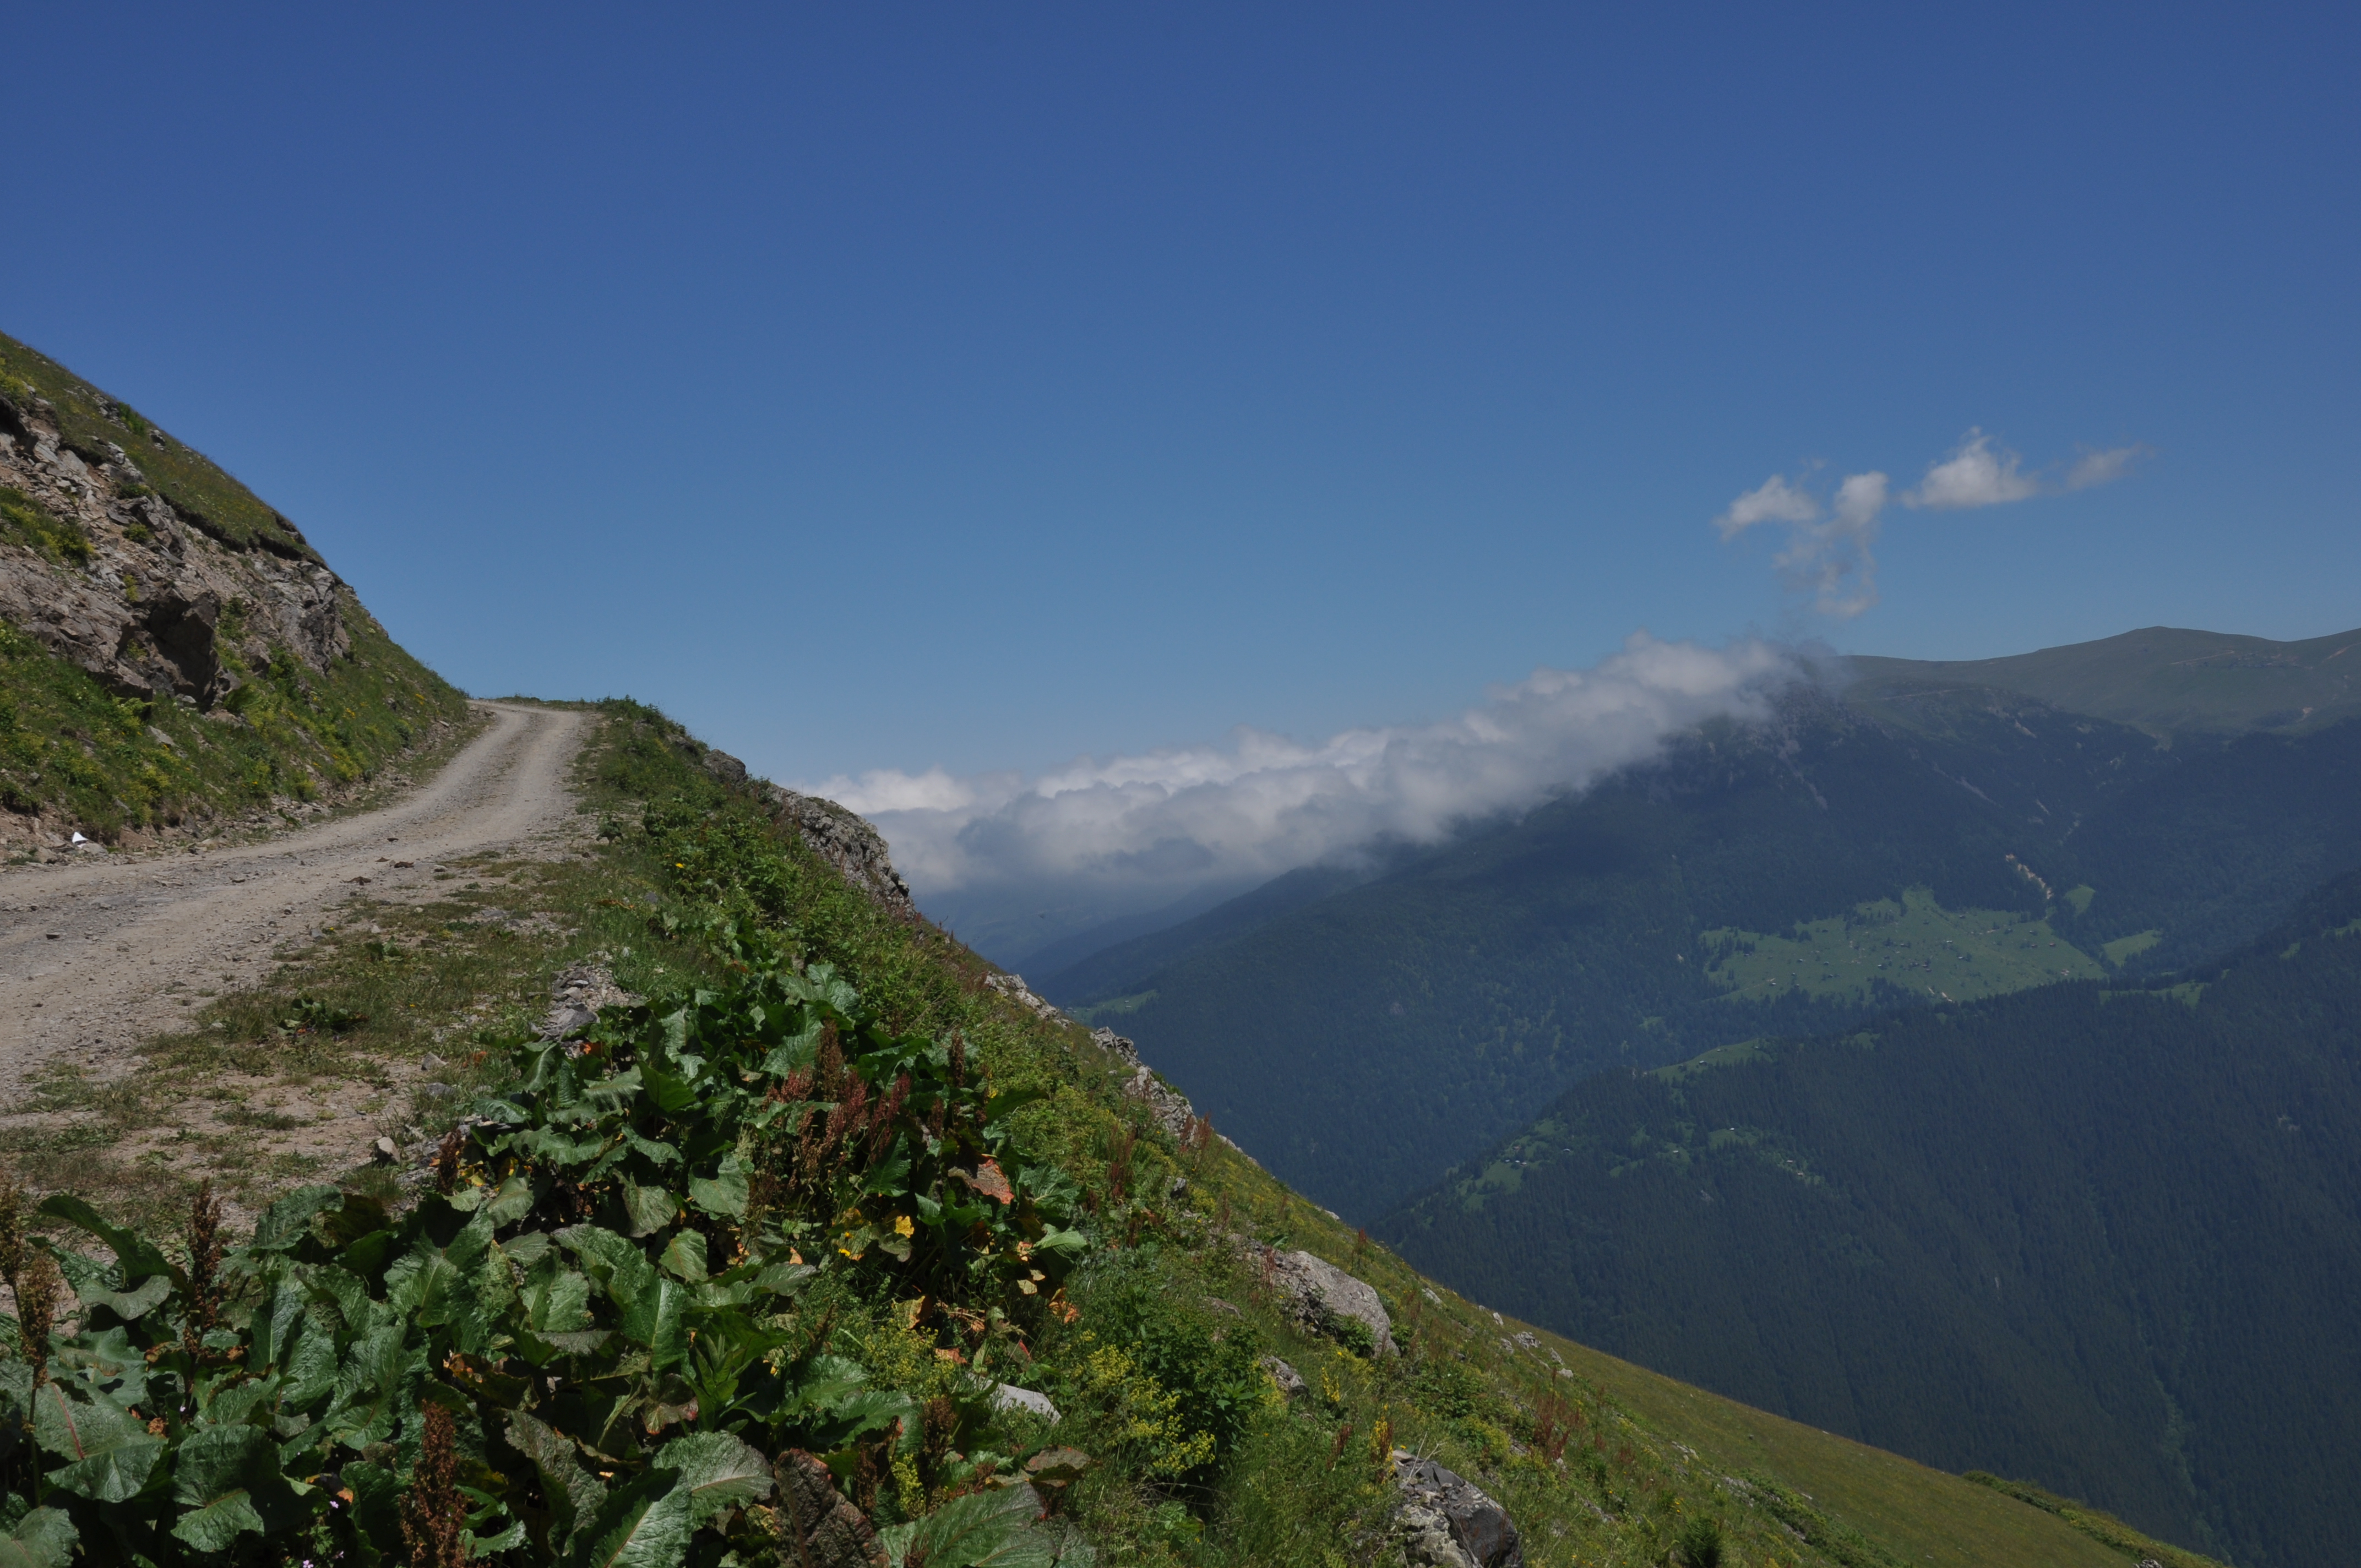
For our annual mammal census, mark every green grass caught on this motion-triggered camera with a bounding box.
[1963,1473,2221,1568]
[0,575,468,841]
[1701,886,2103,1006]
[0,485,89,562]
[1,328,312,554]
[2102,929,2162,966]
[1068,988,1158,1023]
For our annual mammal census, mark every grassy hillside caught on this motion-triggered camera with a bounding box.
[1847,623,2361,736]
[0,331,312,556]
[1380,865,2361,1568]
[0,329,468,843]
[0,700,2199,1567]
[0,606,466,846]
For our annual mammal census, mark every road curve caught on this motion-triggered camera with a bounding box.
[0,702,589,1101]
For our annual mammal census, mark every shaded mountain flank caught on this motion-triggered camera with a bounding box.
[1041,669,2361,1219]
[1379,864,2361,1568]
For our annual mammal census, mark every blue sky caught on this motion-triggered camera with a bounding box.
[8,3,2357,801]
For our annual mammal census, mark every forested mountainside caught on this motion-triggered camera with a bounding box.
[0,329,465,852]
[1042,677,2361,1219]
[1379,864,2361,1568]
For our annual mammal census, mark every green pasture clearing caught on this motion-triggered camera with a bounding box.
[1702,886,2104,1006]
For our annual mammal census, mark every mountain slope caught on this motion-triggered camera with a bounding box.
[0,328,465,848]
[1379,864,2361,1568]
[1042,677,2361,1219]
[0,694,2202,1568]
[1847,623,2361,735]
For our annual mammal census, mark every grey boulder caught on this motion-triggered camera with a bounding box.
[1255,1244,1397,1356]
[1389,1451,1524,1568]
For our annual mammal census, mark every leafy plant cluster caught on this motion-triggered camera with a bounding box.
[0,954,1097,1566]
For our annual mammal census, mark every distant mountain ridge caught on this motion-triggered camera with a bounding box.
[1847,622,2361,735]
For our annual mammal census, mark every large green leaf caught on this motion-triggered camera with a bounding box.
[343,1460,401,1565]
[36,1195,176,1286]
[32,1381,146,1462]
[622,1181,678,1238]
[651,1430,773,1528]
[49,1432,164,1501]
[168,1424,281,1551]
[506,1410,607,1550]
[252,1184,344,1250]
[686,1152,749,1218]
[71,1271,171,1323]
[878,1486,1059,1568]
[0,1507,76,1568]
[565,1467,692,1568]
[659,1231,708,1283]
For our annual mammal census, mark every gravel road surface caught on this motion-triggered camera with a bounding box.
[0,702,587,1102]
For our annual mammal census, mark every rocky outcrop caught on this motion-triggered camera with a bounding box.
[1092,1026,1198,1140]
[760,783,915,918]
[983,970,1063,1021]
[1388,1451,1525,1568]
[0,390,353,708]
[540,962,639,1042]
[1260,1355,1308,1401]
[1242,1242,1398,1356]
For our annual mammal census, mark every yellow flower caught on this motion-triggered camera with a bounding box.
[893,1215,915,1237]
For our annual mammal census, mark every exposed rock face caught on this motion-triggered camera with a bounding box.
[1243,1242,1397,1356]
[774,1449,886,1568]
[0,391,352,707]
[761,783,915,917]
[983,970,1064,1021]
[988,1383,1062,1423]
[1091,1026,1198,1139]
[1388,1451,1525,1568]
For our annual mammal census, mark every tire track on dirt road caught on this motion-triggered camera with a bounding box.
[0,702,589,1102]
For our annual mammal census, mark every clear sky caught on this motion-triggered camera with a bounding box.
[7,3,2357,793]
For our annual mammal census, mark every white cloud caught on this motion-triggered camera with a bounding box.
[2064,444,2146,491]
[1717,429,2146,619]
[1906,429,2039,510]
[1716,466,1890,619]
[810,633,1805,910]
[1714,473,1821,540]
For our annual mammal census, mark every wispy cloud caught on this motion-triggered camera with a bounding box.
[812,634,1805,918]
[1717,428,2145,618]
[1716,466,1890,619]
[2064,443,2147,491]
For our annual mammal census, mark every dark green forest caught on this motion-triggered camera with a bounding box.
[1378,866,2361,1568]
[1043,690,2361,1219]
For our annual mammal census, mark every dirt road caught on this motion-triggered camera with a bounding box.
[0,702,588,1102]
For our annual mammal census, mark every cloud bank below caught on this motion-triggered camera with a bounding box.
[806,633,1808,957]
